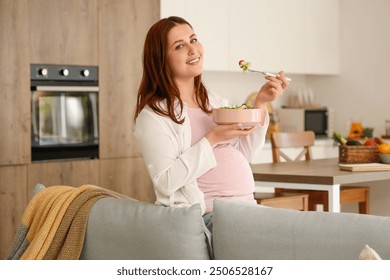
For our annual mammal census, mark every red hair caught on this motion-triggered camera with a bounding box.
[134,16,211,124]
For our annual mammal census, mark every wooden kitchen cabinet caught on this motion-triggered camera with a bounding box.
[0,0,160,259]
[98,0,160,159]
[27,157,156,202]
[0,0,31,166]
[27,159,100,196]
[28,0,98,65]
[0,165,28,259]
[27,157,155,203]
[99,157,155,203]
[161,0,340,74]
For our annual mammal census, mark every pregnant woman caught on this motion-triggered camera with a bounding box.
[133,16,288,231]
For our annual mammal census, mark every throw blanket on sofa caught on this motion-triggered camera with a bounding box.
[7,184,126,260]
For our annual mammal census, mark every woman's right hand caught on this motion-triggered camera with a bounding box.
[205,124,256,146]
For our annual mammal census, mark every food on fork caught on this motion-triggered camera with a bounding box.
[238,60,251,72]
[238,59,292,82]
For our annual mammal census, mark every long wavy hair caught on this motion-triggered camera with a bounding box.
[134,16,211,124]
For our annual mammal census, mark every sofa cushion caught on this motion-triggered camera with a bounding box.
[358,244,382,260]
[213,200,390,260]
[80,197,210,260]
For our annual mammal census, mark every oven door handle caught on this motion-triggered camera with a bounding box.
[34,86,99,92]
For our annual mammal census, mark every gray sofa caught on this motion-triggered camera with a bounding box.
[80,197,390,260]
[31,184,390,260]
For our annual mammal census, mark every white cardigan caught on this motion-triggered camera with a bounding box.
[134,91,269,214]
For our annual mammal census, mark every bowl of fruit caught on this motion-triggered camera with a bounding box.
[378,142,390,163]
[212,104,262,129]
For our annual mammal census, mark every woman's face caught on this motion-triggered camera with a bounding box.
[166,24,203,81]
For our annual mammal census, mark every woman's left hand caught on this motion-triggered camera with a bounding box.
[253,71,289,108]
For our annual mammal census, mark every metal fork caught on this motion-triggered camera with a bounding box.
[247,68,292,82]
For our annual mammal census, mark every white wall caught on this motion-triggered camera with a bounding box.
[202,0,390,216]
[308,0,390,137]
[309,0,390,216]
[203,71,308,109]
[204,0,390,136]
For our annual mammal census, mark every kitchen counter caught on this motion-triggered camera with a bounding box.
[253,137,338,164]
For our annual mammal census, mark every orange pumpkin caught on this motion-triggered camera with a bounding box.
[378,143,390,154]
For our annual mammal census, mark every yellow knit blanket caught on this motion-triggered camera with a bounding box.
[7,184,126,260]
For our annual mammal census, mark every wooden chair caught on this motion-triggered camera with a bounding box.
[254,130,312,211]
[255,192,309,211]
[270,131,370,214]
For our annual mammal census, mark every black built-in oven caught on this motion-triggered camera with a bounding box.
[30,64,99,161]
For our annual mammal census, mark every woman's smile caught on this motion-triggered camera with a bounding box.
[187,57,200,64]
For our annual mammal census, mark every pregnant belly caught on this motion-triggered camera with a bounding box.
[197,144,255,196]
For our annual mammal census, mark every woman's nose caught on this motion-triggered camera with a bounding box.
[188,45,195,55]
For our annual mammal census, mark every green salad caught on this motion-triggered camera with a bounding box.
[219,104,253,109]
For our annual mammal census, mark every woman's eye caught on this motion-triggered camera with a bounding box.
[190,38,198,44]
[175,44,184,50]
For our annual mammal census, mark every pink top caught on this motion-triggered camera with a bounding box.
[187,107,256,212]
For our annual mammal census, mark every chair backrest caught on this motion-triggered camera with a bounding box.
[270,131,315,163]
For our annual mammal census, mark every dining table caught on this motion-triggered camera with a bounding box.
[251,158,390,212]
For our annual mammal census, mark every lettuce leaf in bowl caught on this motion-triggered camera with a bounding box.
[220,104,253,109]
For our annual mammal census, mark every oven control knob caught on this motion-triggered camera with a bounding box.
[81,69,90,77]
[39,68,48,76]
[60,68,69,76]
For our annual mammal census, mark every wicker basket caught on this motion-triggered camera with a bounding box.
[339,145,380,163]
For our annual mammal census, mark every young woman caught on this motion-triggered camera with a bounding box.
[134,16,288,231]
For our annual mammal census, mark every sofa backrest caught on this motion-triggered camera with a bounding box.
[80,197,211,260]
[213,200,390,260]
[30,184,211,260]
